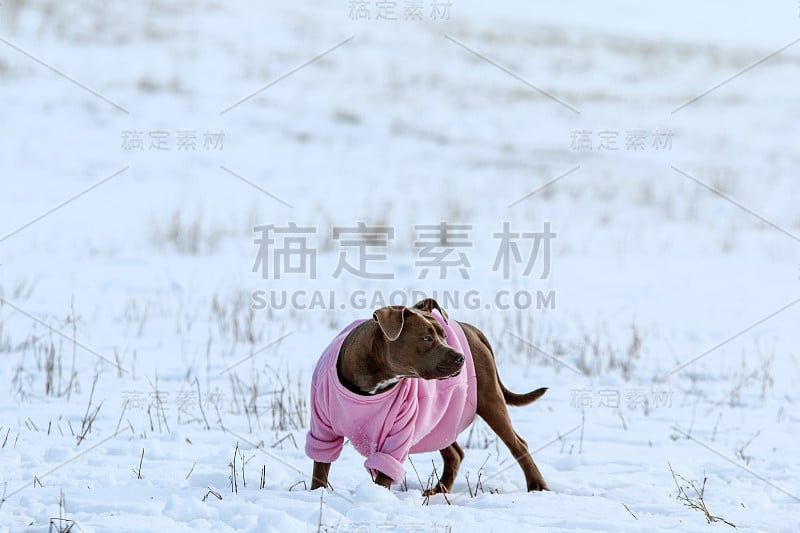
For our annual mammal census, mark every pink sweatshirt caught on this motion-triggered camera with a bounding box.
[305,312,477,484]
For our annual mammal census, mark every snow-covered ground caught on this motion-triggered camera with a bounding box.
[1,1,799,531]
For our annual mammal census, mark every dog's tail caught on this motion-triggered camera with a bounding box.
[462,321,549,407]
[502,384,548,406]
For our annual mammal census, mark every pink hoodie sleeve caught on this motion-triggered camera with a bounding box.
[305,385,344,463]
[363,390,419,483]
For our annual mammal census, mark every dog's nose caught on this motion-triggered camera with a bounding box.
[452,353,465,365]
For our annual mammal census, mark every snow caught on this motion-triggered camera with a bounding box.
[1,0,799,531]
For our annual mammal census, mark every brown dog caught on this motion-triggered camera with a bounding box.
[308,298,548,493]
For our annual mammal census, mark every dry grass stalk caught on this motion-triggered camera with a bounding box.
[76,375,102,446]
[669,463,735,528]
[132,448,144,479]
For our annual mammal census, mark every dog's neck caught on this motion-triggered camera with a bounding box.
[337,321,407,396]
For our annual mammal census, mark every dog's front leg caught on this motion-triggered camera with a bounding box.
[373,471,392,489]
[310,461,331,490]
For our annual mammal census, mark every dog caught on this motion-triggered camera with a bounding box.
[306,298,549,494]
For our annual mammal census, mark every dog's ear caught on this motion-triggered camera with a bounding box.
[373,306,407,341]
[412,298,448,323]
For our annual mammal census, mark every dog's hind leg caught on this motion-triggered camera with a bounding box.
[461,321,549,492]
[423,442,464,495]
[477,403,548,491]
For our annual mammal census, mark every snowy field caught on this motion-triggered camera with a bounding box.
[1,0,799,531]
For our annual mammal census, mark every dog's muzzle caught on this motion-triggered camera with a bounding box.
[435,352,465,379]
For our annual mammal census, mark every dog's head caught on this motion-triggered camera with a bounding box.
[372,299,464,380]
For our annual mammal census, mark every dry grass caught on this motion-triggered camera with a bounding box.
[133,448,144,480]
[501,312,645,380]
[669,463,735,528]
[146,374,171,434]
[201,487,222,502]
[150,210,230,256]
[229,442,240,494]
[76,374,102,446]
[465,455,496,498]
[48,490,77,533]
[266,369,307,432]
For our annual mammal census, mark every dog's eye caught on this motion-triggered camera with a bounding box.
[423,335,433,342]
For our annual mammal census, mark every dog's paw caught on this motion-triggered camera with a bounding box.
[527,479,549,492]
[422,484,449,497]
